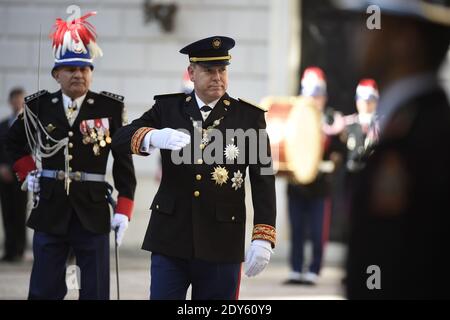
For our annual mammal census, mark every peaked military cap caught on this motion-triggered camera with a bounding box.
[179,36,235,66]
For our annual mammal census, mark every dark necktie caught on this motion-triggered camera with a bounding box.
[200,105,212,112]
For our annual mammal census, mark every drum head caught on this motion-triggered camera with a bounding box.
[285,97,323,184]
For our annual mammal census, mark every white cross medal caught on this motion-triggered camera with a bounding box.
[224,144,239,161]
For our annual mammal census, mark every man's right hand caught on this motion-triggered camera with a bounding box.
[25,170,40,193]
[149,128,191,151]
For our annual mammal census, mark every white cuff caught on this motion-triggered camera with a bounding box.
[140,130,156,155]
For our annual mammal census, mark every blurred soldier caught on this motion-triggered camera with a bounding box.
[284,67,343,285]
[337,0,450,299]
[0,88,28,263]
[339,79,379,265]
[112,36,276,300]
[343,79,379,174]
[181,69,194,94]
[6,12,136,299]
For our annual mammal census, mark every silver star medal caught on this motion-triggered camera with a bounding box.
[224,144,239,161]
[231,170,243,190]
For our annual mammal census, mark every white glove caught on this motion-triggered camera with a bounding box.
[149,128,191,151]
[111,213,129,247]
[244,239,273,277]
[25,170,40,193]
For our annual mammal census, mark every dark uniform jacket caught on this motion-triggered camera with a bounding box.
[6,90,136,236]
[346,87,450,299]
[112,91,276,263]
[0,118,14,169]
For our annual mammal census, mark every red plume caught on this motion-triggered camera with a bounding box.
[50,11,102,60]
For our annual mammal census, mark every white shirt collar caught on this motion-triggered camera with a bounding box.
[62,92,87,110]
[195,93,220,110]
[377,72,438,133]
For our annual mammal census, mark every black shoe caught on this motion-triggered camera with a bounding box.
[282,278,304,285]
[0,254,23,263]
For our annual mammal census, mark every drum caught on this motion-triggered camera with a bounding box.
[262,96,324,184]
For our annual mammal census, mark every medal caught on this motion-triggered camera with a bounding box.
[224,144,239,161]
[191,116,224,146]
[231,170,243,190]
[211,166,229,186]
[100,140,106,147]
[93,143,100,156]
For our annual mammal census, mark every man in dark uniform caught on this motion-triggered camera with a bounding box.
[343,79,379,175]
[336,0,450,299]
[112,36,276,300]
[283,67,343,286]
[0,88,28,263]
[6,12,136,299]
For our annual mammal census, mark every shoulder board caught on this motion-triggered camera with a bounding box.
[24,90,49,103]
[238,98,267,112]
[100,91,124,102]
[154,93,185,100]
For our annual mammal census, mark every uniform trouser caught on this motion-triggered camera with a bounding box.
[28,212,109,300]
[150,253,242,300]
[0,181,27,258]
[288,191,329,275]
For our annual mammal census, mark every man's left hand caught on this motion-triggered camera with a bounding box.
[244,239,273,277]
[111,213,129,247]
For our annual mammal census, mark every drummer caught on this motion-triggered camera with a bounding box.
[283,66,344,285]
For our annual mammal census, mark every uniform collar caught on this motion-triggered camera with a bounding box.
[203,93,230,128]
[184,91,203,122]
[195,93,220,110]
[62,92,87,109]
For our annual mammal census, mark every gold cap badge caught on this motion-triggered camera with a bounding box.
[212,38,221,49]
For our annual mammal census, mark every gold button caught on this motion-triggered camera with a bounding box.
[69,143,73,148]
[232,216,235,221]
[67,155,73,160]
[196,174,202,181]
[199,144,205,150]
[156,205,159,209]
[197,159,203,164]
[68,131,73,137]
[194,191,200,197]
[69,167,72,172]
